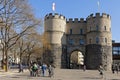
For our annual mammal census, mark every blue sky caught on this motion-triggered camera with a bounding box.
[29,0,120,42]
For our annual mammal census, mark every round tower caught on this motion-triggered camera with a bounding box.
[85,13,112,70]
[44,13,66,68]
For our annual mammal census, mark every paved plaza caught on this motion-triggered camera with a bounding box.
[0,68,120,80]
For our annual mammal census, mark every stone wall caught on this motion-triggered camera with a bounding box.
[43,13,112,70]
[85,44,112,70]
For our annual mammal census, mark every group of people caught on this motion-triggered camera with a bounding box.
[97,63,120,79]
[18,62,120,79]
[29,62,54,77]
[112,63,120,74]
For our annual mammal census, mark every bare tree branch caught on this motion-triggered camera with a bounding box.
[0,0,41,71]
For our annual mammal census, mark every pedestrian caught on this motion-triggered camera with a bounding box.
[98,64,104,78]
[112,64,115,74]
[32,62,39,77]
[18,62,23,73]
[29,63,34,76]
[115,64,119,74]
[38,65,42,76]
[48,65,54,77]
[41,63,47,77]
[83,65,86,71]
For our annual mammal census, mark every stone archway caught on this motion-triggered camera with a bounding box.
[70,51,84,69]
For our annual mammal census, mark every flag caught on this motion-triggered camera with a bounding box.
[97,1,100,7]
[52,2,55,11]
[97,1,100,12]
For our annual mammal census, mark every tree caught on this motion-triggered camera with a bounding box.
[13,31,43,66]
[24,32,43,65]
[0,0,40,71]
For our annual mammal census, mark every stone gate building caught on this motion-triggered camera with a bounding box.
[43,12,112,70]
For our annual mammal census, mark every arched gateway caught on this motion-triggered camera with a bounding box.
[44,13,112,71]
[70,51,84,69]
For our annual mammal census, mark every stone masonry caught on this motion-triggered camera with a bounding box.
[44,13,112,70]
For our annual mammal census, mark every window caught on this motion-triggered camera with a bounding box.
[90,26,91,31]
[79,39,84,45]
[96,25,99,31]
[70,29,72,34]
[89,38,92,44]
[113,47,119,51]
[80,29,83,34]
[104,26,106,31]
[105,38,107,43]
[69,39,74,45]
[96,37,99,44]
[112,47,120,55]
[118,47,120,50]
[113,51,118,54]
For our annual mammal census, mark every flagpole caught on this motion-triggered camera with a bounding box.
[97,1,100,12]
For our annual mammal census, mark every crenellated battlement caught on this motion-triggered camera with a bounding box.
[44,13,66,20]
[87,13,111,20]
[67,18,86,23]
[44,12,112,70]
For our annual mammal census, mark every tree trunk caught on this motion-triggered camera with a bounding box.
[20,53,22,63]
[27,54,31,65]
[5,49,8,72]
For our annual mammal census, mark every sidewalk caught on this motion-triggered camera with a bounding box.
[0,69,28,77]
[0,69,120,80]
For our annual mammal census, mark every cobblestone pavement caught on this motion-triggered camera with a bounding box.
[0,69,120,80]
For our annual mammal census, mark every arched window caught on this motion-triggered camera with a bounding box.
[96,37,99,44]
[90,26,91,31]
[70,29,72,34]
[69,39,74,45]
[104,26,106,31]
[105,38,107,43]
[79,39,84,45]
[96,25,99,31]
[89,38,92,44]
[80,29,83,34]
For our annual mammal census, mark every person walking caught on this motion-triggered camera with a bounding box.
[32,62,38,77]
[48,65,54,77]
[18,62,23,73]
[112,64,115,74]
[115,64,119,74]
[98,64,104,78]
[83,65,86,71]
[41,63,47,77]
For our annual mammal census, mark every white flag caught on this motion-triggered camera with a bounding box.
[97,1,100,7]
[52,2,55,11]
[97,1,100,12]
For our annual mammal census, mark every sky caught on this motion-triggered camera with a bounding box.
[29,0,120,42]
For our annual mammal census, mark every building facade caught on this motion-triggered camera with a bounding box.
[112,42,120,64]
[44,13,112,70]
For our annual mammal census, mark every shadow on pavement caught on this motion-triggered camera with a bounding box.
[109,79,120,80]
[83,77,102,79]
[11,76,20,78]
